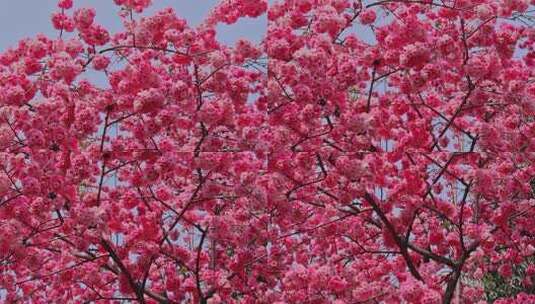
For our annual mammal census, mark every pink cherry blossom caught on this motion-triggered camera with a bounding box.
[73,8,96,29]
[359,9,377,25]
[57,0,73,9]
[1,1,534,303]
[91,54,111,70]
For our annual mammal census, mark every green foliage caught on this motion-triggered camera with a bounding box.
[483,257,535,303]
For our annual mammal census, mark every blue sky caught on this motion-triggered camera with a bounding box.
[0,0,266,52]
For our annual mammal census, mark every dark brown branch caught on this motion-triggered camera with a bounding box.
[363,193,424,281]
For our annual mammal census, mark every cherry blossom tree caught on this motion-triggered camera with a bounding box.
[1,0,535,303]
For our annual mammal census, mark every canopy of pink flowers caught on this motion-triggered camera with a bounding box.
[1,0,535,303]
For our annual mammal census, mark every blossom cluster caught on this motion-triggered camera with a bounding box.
[0,0,534,303]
